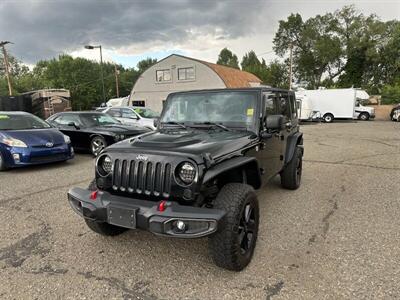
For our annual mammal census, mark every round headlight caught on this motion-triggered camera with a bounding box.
[177,162,196,185]
[98,155,112,176]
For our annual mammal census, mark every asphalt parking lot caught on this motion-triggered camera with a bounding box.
[0,121,399,299]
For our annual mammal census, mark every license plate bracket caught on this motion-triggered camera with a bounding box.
[107,206,137,229]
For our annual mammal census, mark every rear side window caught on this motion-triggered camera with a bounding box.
[289,94,297,118]
[54,114,82,125]
[108,108,122,117]
[263,93,278,115]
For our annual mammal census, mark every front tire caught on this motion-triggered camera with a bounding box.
[323,113,334,123]
[209,183,259,271]
[90,136,107,156]
[281,147,303,190]
[84,179,127,236]
[0,152,8,171]
[359,112,370,121]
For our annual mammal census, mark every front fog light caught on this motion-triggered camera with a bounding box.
[174,220,186,232]
[12,153,20,162]
[177,162,196,184]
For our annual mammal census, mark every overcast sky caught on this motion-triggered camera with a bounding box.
[1,0,399,68]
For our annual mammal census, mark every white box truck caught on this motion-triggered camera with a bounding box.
[295,88,375,123]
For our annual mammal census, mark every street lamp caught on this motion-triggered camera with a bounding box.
[84,44,105,103]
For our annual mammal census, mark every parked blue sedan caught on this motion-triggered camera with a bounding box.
[0,111,74,171]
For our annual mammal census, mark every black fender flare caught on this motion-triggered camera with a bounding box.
[202,156,262,189]
[285,132,304,164]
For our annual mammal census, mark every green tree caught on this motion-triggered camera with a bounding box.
[381,79,400,104]
[216,48,239,69]
[263,60,289,89]
[137,58,157,74]
[274,12,342,88]
[273,5,400,93]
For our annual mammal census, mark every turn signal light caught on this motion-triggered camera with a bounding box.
[90,191,98,200]
[158,200,167,212]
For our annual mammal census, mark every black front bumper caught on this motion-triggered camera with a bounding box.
[67,187,225,238]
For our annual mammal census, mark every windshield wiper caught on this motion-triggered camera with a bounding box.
[161,121,188,129]
[195,122,231,131]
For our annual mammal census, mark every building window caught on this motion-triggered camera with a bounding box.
[178,67,195,81]
[131,100,145,107]
[156,69,171,82]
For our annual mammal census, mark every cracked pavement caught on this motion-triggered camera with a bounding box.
[0,121,399,299]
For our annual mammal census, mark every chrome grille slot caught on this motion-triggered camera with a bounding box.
[112,157,172,197]
[137,161,144,193]
[145,162,153,195]
[120,160,128,191]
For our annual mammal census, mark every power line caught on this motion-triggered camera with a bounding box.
[256,50,275,57]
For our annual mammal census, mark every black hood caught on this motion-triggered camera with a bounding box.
[108,129,257,160]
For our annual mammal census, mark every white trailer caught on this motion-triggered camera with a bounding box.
[295,88,375,123]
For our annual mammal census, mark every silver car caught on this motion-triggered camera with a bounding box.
[103,106,160,130]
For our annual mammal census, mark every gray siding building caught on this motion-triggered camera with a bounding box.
[129,54,262,112]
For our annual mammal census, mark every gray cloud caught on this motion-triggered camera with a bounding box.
[0,0,269,63]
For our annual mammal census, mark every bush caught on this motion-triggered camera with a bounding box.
[381,81,400,104]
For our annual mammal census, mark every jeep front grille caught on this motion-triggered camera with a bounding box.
[112,159,172,197]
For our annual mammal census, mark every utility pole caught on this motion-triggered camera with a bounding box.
[0,41,13,96]
[114,64,120,98]
[288,42,293,90]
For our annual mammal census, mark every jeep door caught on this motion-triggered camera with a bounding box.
[276,91,297,164]
[257,93,284,181]
[279,91,299,162]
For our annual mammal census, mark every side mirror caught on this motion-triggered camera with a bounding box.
[68,122,80,129]
[266,114,284,130]
[153,118,160,128]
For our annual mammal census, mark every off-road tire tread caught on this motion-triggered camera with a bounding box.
[281,147,302,190]
[209,183,259,271]
[85,179,127,236]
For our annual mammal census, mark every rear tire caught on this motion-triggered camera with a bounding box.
[85,179,128,236]
[209,183,259,271]
[323,113,334,123]
[281,147,303,190]
[359,112,370,121]
[0,152,7,171]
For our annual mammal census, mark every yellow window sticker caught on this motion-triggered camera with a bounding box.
[0,115,9,119]
[247,108,254,116]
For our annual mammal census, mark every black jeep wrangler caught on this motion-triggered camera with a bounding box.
[68,88,303,271]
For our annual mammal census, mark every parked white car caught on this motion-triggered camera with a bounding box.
[103,106,160,130]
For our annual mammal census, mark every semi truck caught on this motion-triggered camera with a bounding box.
[295,88,374,122]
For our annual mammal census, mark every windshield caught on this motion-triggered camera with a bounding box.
[161,91,258,129]
[0,113,51,130]
[133,107,160,118]
[81,113,119,126]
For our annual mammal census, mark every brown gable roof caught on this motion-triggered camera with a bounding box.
[200,61,262,88]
